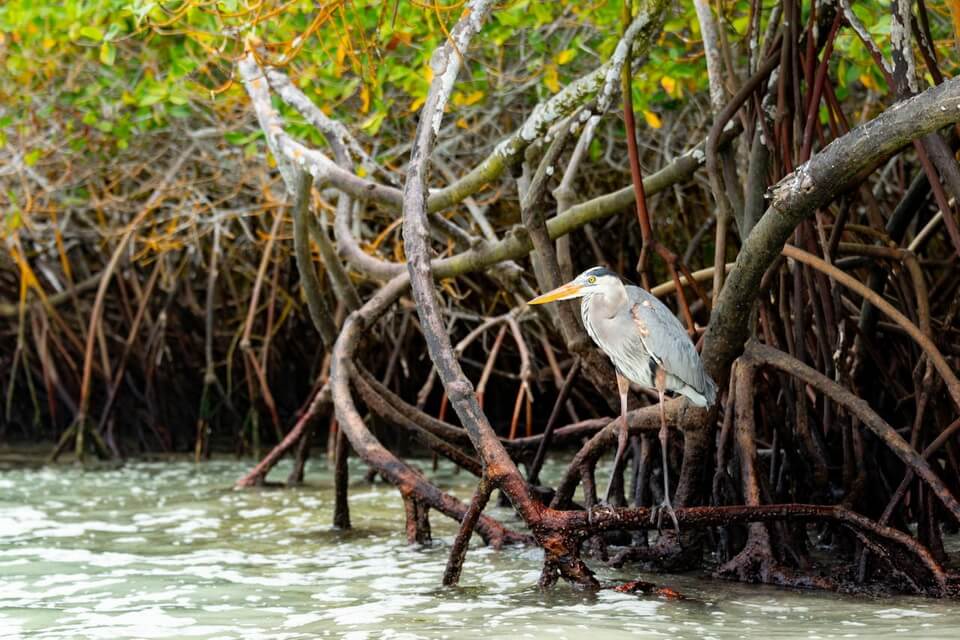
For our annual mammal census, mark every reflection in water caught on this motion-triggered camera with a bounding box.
[1,459,958,639]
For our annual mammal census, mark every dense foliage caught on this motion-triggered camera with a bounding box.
[6,1,953,173]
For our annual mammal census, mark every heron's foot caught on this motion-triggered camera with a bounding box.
[649,498,680,537]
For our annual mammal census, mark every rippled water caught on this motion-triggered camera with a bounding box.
[1,458,959,639]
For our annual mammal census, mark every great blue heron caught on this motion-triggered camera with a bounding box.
[528,266,717,528]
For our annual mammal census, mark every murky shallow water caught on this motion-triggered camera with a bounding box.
[1,458,959,639]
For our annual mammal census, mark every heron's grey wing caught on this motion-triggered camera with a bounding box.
[626,286,715,401]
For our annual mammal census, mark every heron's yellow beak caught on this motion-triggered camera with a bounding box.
[527,282,583,305]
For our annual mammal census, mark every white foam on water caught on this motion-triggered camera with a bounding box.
[0,506,58,537]
[0,612,24,639]
[282,612,324,628]
[62,608,223,638]
[323,595,432,626]
[875,608,939,619]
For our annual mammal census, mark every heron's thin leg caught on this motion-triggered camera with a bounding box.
[653,368,680,534]
[602,371,630,504]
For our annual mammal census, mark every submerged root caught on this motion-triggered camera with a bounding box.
[539,533,600,590]
[611,579,687,599]
[715,523,835,590]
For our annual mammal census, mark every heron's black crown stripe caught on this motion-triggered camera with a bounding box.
[584,266,619,279]
[583,266,635,286]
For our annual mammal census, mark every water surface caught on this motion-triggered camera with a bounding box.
[2,458,959,639]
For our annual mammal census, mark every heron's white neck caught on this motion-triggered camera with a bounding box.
[583,278,627,319]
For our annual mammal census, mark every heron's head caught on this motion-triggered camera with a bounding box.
[527,267,623,305]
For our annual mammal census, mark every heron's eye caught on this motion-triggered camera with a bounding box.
[587,276,596,284]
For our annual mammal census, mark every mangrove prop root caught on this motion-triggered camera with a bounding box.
[443,474,494,587]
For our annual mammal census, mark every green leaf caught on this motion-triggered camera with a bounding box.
[225,130,260,145]
[360,111,386,135]
[79,25,104,41]
[6,208,23,233]
[137,83,168,107]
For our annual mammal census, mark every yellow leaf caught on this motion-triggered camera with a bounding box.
[424,63,434,85]
[555,49,576,65]
[99,41,115,66]
[409,95,426,112]
[456,117,469,129]
[334,35,347,78]
[360,84,370,113]
[660,76,677,98]
[544,63,560,93]
[859,73,878,91]
[948,0,960,42]
[643,110,662,129]
[356,165,367,178]
[464,90,484,106]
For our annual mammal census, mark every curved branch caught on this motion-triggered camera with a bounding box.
[401,0,541,516]
[312,194,362,310]
[582,503,947,592]
[242,12,671,218]
[264,65,391,183]
[550,401,682,507]
[781,244,960,408]
[329,274,525,546]
[650,263,733,297]
[235,386,329,488]
[744,340,960,524]
[353,371,483,476]
[703,74,960,383]
[320,123,728,282]
[291,171,337,346]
